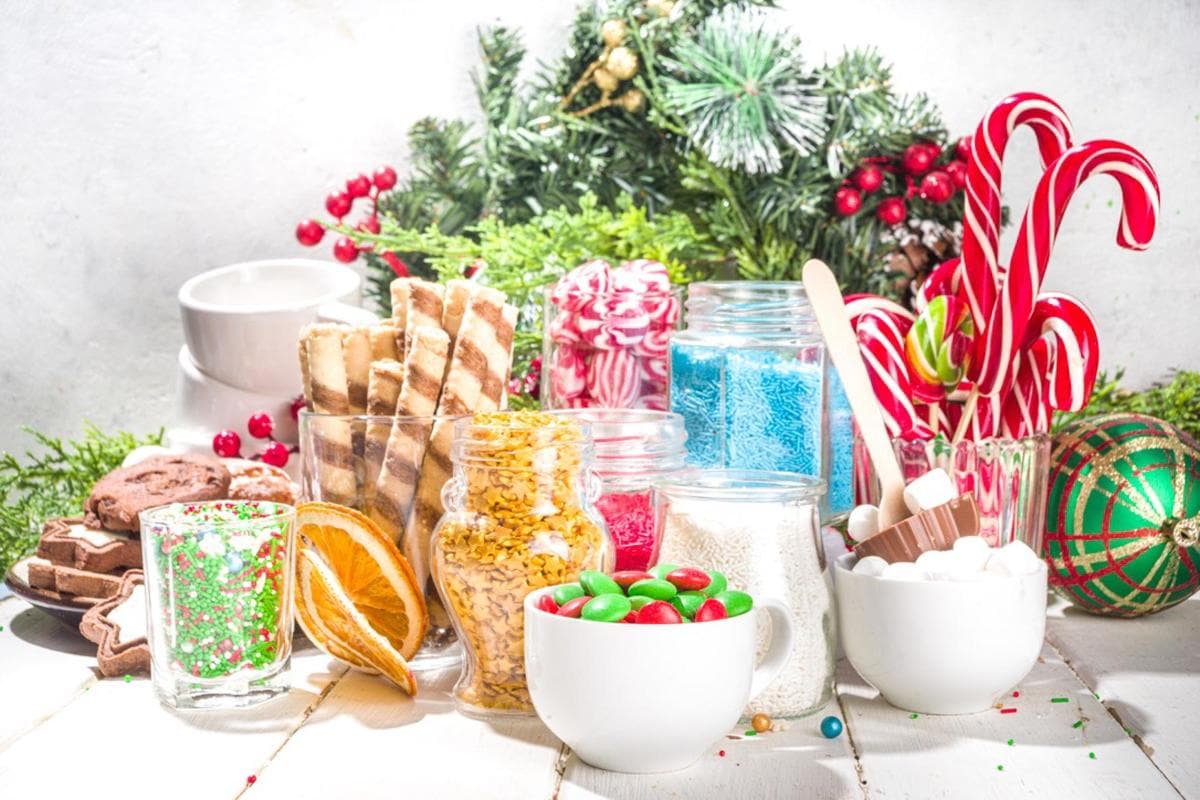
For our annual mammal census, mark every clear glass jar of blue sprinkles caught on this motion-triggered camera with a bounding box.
[667,282,854,514]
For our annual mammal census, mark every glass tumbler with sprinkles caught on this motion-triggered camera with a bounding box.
[549,409,687,571]
[431,412,610,718]
[139,500,297,710]
[668,281,854,516]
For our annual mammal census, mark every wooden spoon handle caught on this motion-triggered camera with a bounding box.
[801,259,908,528]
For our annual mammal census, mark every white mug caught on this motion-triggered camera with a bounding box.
[524,585,795,774]
[177,259,376,395]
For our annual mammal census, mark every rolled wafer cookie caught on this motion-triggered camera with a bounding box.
[408,287,516,590]
[305,323,356,506]
[390,278,412,326]
[363,359,405,501]
[369,322,400,362]
[369,326,450,543]
[404,280,445,361]
[343,327,372,415]
[441,279,472,346]
[298,329,314,411]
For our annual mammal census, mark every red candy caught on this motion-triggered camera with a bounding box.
[622,611,638,624]
[550,345,588,399]
[611,570,653,590]
[587,349,640,407]
[665,567,712,592]
[536,594,559,615]
[695,598,728,622]
[635,601,683,625]
[557,596,590,618]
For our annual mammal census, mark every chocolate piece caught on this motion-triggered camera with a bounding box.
[84,455,231,532]
[8,557,104,608]
[80,570,150,677]
[37,517,142,572]
[226,459,297,505]
[26,556,127,600]
[853,493,980,563]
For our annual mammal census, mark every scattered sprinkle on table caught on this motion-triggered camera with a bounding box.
[1089,752,1097,760]
[1012,690,1019,698]
[1050,697,1070,703]
[246,775,257,785]
[1072,720,1084,729]
[718,750,726,758]
[744,730,757,737]
[122,674,132,684]
[997,765,1004,772]
[1093,692,1100,700]
[1000,708,1017,715]
[1007,739,1014,746]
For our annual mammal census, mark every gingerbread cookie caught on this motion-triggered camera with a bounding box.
[36,517,142,572]
[84,455,231,532]
[80,570,150,677]
[26,557,126,600]
[226,459,298,505]
[7,558,104,607]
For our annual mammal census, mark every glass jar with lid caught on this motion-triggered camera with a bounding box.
[431,411,610,717]
[668,281,854,514]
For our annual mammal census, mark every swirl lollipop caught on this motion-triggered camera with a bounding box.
[904,295,975,403]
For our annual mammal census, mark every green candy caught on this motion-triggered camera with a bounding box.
[647,563,679,580]
[553,583,586,606]
[579,570,623,597]
[702,571,728,598]
[628,595,655,611]
[628,578,677,601]
[581,594,632,623]
[671,591,706,619]
[713,590,753,617]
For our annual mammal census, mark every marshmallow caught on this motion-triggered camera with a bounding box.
[915,549,954,580]
[984,551,1013,577]
[852,555,889,577]
[847,504,880,543]
[951,535,992,572]
[902,468,957,514]
[880,561,925,581]
[992,541,1043,576]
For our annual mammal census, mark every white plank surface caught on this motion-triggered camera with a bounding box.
[1047,596,1200,799]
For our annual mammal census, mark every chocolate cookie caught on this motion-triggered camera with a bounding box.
[26,557,126,600]
[37,517,142,572]
[84,455,231,532]
[226,459,298,505]
[80,570,150,677]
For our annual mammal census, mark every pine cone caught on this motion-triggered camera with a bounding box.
[878,219,962,306]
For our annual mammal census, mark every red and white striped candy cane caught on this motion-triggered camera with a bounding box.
[971,140,1159,398]
[960,93,1075,328]
[1000,344,1053,438]
[1026,293,1099,412]
[844,295,932,439]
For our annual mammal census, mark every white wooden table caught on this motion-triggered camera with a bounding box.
[0,592,1195,799]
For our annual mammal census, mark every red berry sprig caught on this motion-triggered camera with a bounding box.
[831,136,968,223]
[295,165,407,271]
[211,411,296,467]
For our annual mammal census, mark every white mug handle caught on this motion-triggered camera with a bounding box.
[748,597,795,701]
[317,301,378,327]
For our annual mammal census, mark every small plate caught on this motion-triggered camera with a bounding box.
[3,556,93,627]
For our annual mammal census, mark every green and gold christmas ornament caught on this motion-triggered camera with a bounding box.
[1044,413,1200,617]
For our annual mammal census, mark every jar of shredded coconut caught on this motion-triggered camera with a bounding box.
[654,469,832,718]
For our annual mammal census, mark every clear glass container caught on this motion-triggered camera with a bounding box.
[653,469,832,718]
[668,281,854,516]
[854,435,1052,554]
[432,412,610,717]
[139,500,296,710]
[542,284,685,410]
[298,410,465,671]
[550,409,687,571]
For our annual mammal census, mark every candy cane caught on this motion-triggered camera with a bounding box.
[971,140,1159,397]
[851,306,933,439]
[960,93,1075,328]
[1026,293,1099,412]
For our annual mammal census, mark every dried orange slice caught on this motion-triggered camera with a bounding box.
[294,502,427,660]
[295,549,416,695]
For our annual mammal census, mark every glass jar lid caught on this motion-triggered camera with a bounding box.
[653,468,826,503]
[549,409,687,477]
[683,281,820,340]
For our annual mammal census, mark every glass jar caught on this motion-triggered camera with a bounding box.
[654,469,832,718]
[542,278,684,410]
[550,409,687,571]
[432,412,610,717]
[668,281,853,515]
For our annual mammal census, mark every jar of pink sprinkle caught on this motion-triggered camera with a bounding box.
[550,409,687,571]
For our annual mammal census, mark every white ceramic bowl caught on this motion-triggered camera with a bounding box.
[524,585,794,774]
[833,552,1047,715]
[178,259,374,394]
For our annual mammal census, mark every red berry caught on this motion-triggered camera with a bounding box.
[922,142,942,162]
[611,570,653,590]
[919,170,954,204]
[261,441,289,468]
[325,192,352,219]
[877,196,907,226]
[536,594,559,615]
[295,219,324,247]
[695,598,728,622]
[333,236,359,263]
[290,395,306,422]
[853,165,884,194]
[212,430,241,458]
[833,186,862,216]
[381,252,409,276]
[956,135,972,161]
[557,596,590,618]
[358,216,381,235]
[946,160,968,189]
[372,165,398,191]
[635,600,683,625]
[346,174,371,199]
[247,412,274,440]
[665,567,712,592]
[901,143,935,176]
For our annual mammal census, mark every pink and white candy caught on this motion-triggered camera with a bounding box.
[550,344,588,400]
[587,348,641,407]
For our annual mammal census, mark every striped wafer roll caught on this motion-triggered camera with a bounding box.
[369,322,400,362]
[363,359,405,501]
[342,327,372,415]
[304,324,356,506]
[369,326,450,544]
[441,279,472,345]
[298,327,315,410]
[404,280,445,361]
[407,287,516,589]
[390,278,411,325]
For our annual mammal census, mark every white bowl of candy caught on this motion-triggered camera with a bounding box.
[833,538,1047,715]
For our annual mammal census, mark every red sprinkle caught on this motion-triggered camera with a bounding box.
[1000,708,1018,715]
[718,750,726,757]
[1012,691,1020,698]
[246,775,257,785]
[595,491,656,571]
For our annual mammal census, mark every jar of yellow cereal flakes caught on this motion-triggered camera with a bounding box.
[432,411,610,717]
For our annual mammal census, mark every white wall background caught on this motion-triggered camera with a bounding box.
[2,0,1197,454]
